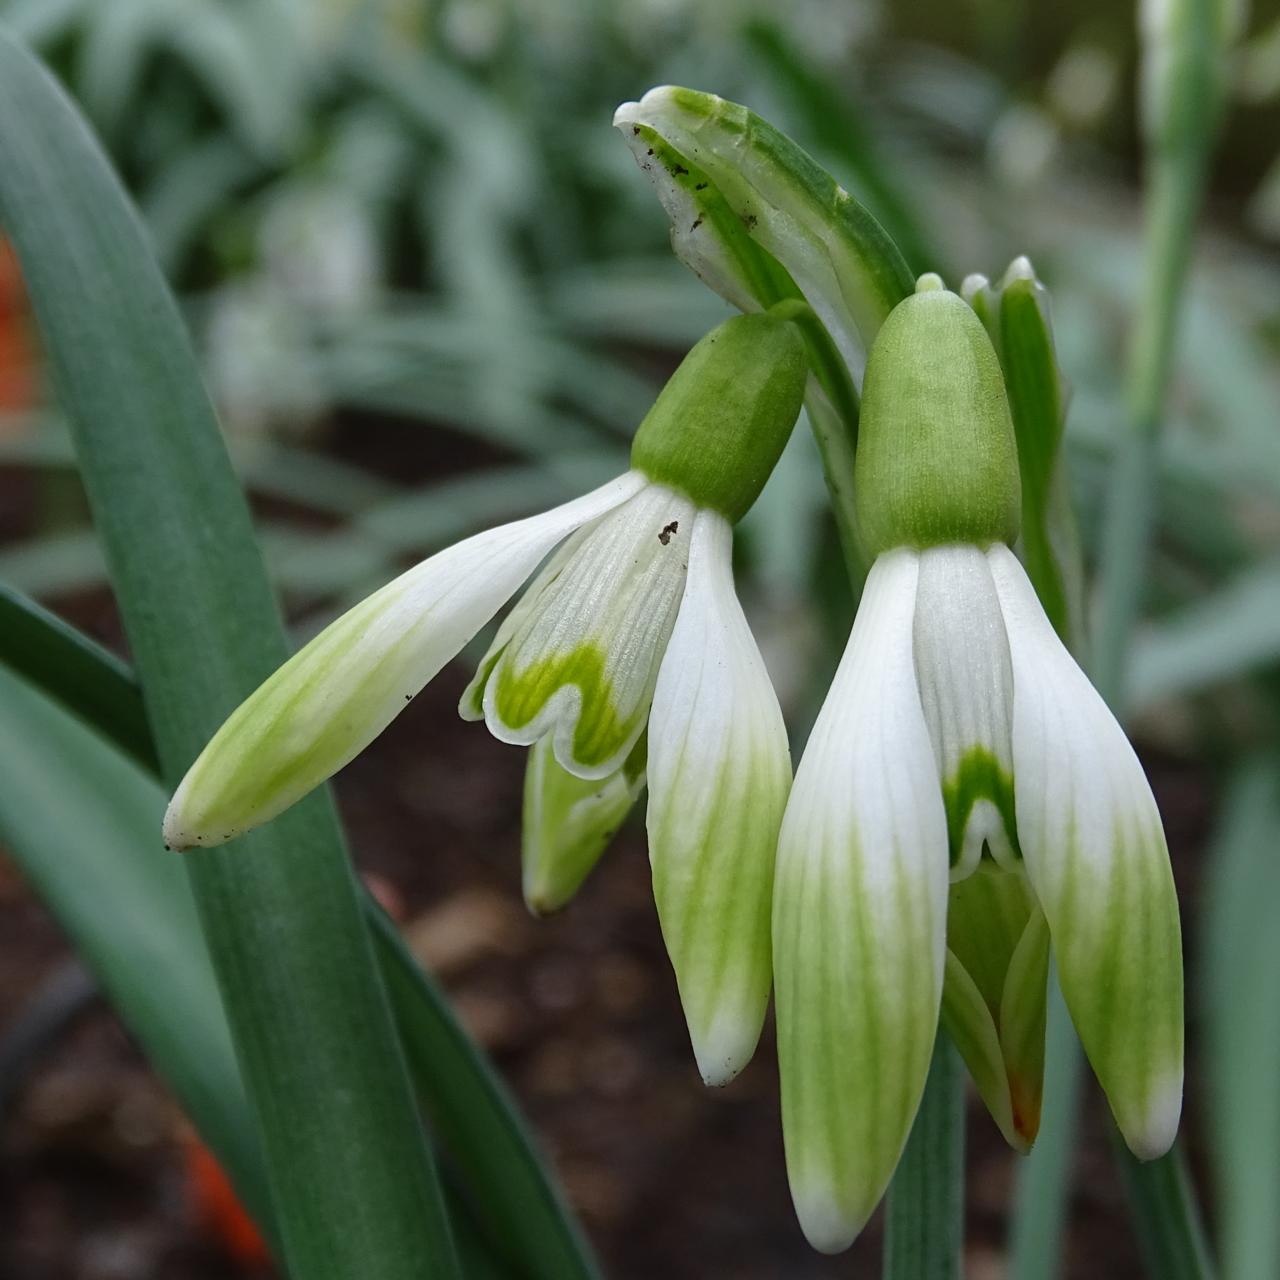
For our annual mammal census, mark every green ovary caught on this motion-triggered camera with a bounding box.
[941,747,1020,868]
[491,643,640,770]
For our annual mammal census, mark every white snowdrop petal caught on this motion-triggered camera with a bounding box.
[989,543,1183,1159]
[647,510,791,1086]
[773,548,949,1252]
[163,471,645,848]
[912,544,1019,877]
[483,482,695,779]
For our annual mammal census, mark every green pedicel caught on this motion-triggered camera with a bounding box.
[630,309,807,523]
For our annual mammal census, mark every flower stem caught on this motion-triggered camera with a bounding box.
[770,298,869,590]
[883,1034,965,1280]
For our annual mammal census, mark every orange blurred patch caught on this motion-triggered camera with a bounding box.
[181,1129,273,1271]
[0,237,36,417]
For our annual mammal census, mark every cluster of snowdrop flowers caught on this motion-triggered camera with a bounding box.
[165,308,806,1087]
[772,277,1183,1252]
[164,278,1183,1256]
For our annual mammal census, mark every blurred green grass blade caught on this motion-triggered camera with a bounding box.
[372,911,602,1280]
[1110,1135,1214,1280]
[0,30,460,1280]
[0,584,602,1280]
[1202,760,1280,1280]
[883,1037,965,1280]
[0,663,274,1242]
[1128,558,1280,707]
[0,583,155,771]
[0,661,556,1280]
[743,19,937,275]
[1008,969,1083,1280]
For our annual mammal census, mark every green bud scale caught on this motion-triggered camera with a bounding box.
[855,285,1021,557]
[631,310,807,523]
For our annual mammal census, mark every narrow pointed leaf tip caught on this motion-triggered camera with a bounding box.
[648,510,791,1086]
[163,473,645,849]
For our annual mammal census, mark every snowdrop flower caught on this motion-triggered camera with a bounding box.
[165,310,805,1085]
[773,279,1183,1253]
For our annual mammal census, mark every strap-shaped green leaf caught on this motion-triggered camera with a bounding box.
[0,661,274,1242]
[1202,760,1280,1280]
[0,31,458,1280]
[0,574,599,1280]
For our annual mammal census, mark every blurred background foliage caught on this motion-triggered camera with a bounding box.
[2,0,1279,716]
[2,0,1280,1275]
[2,0,1279,722]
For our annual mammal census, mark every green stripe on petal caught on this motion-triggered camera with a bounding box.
[483,482,694,780]
[944,864,1048,1149]
[460,524,595,722]
[912,544,1020,877]
[989,543,1184,1159]
[999,901,1050,1145]
[774,548,948,1253]
[163,472,645,848]
[647,510,791,1086]
[940,951,1022,1150]
[947,862,1035,1017]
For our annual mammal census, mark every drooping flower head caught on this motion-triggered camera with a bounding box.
[773,277,1183,1253]
[165,309,807,1085]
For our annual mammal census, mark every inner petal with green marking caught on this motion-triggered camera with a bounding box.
[941,862,1049,1149]
[478,482,695,779]
[912,544,1020,878]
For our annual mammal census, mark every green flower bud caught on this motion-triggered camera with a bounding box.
[631,309,807,523]
[854,282,1021,557]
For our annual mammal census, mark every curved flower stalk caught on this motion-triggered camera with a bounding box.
[773,278,1183,1253]
[165,309,805,1085]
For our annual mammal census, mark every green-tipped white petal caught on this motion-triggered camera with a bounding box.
[521,734,646,915]
[459,523,595,722]
[912,544,1019,879]
[647,510,791,1087]
[942,864,1049,1150]
[941,951,1022,1149]
[773,548,949,1253]
[988,543,1184,1159]
[163,472,645,849]
[481,482,695,780]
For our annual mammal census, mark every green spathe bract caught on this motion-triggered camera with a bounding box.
[631,310,807,523]
[855,288,1021,556]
